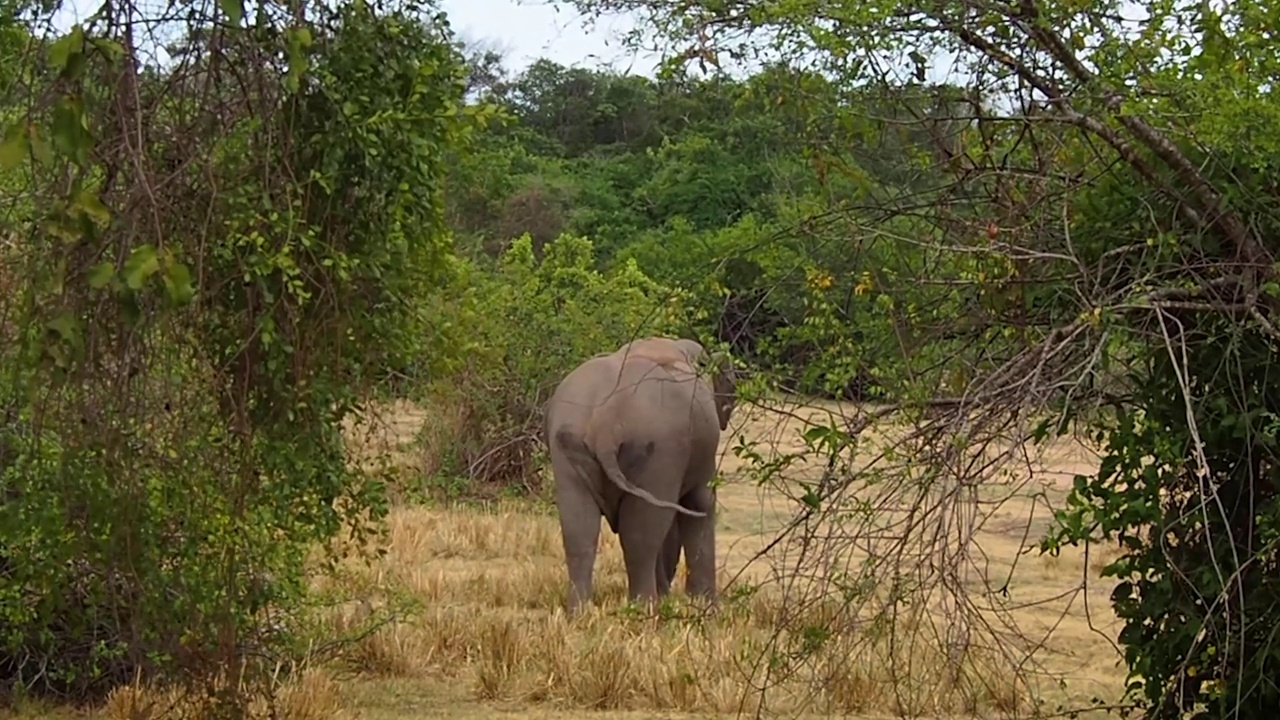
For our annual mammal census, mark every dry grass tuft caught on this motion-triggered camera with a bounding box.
[271,669,353,720]
[96,669,352,720]
[100,682,175,720]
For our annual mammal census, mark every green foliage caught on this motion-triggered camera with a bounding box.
[0,0,469,705]
[441,56,981,398]
[1033,123,1280,718]
[634,132,767,230]
[1043,316,1280,718]
[268,0,481,394]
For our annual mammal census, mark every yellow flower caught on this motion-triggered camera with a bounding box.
[853,270,873,296]
[807,268,834,290]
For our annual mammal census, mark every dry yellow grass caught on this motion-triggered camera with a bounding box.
[0,667,353,720]
[310,395,1128,719]
[318,503,1024,715]
[15,395,1130,720]
[89,668,351,720]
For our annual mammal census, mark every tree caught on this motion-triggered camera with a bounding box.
[0,0,474,707]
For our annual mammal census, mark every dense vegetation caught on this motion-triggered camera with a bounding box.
[0,0,474,708]
[440,55,974,401]
[0,0,1278,717]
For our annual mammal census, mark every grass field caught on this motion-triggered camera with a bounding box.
[4,397,1129,720]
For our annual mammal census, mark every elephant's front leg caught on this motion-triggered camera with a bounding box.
[618,496,676,610]
[677,484,717,603]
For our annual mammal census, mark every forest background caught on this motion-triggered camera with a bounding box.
[1,0,1278,718]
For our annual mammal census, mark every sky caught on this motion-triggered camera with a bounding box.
[44,0,663,73]
[42,0,1160,91]
[45,0,663,74]
[436,0,973,84]
[439,0,663,76]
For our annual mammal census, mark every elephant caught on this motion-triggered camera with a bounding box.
[544,336,737,614]
[616,336,727,593]
[615,336,707,367]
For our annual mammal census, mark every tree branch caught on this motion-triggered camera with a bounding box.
[941,19,1212,236]
[1012,0,1270,270]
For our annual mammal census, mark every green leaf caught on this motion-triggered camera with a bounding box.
[283,27,313,93]
[87,262,115,289]
[161,258,195,306]
[0,123,29,171]
[51,96,92,165]
[218,0,244,26]
[45,311,79,343]
[29,125,53,166]
[73,190,111,227]
[47,25,86,78]
[123,244,160,290]
[291,26,313,48]
[800,488,821,509]
[89,37,126,67]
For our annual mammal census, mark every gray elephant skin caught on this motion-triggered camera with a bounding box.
[543,336,737,614]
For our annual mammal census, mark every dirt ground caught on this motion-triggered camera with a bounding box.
[12,396,1130,720]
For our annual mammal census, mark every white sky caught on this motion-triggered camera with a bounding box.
[42,0,1159,91]
[440,0,662,75]
[436,0,972,84]
[47,0,664,74]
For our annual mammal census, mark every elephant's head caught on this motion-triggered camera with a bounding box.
[701,349,738,431]
[616,336,738,430]
[664,338,736,431]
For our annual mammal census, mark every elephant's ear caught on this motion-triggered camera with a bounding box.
[690,346,734,382]
[689,347,717,379]
[704,350,735,380]
[703,350,738,430]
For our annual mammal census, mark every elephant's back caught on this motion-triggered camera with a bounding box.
[548,353,710,417]
[613,337,703,369]
[615,356,718,427]
[545,354,629,426]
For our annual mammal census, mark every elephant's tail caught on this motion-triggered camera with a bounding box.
[554,428,706,518]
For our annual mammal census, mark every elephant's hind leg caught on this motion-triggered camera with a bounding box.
[655,518,681,596]
[677,484,718,603]
[551,452,603,615]
[618,494,677,611]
